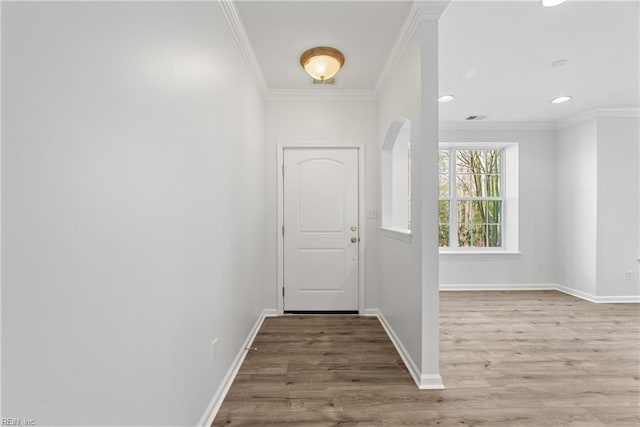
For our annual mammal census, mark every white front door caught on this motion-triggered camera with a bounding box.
[283,148,359,312]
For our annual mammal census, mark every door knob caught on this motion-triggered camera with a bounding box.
[351,237,358,243]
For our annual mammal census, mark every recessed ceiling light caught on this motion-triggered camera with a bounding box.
[438,94,455,103]
[542,0,567,7]
[551,95,572,104]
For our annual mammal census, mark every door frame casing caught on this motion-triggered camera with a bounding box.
[277,143,366,315]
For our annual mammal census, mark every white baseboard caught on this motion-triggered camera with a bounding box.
[366,308,444,390]
[363,308,379,317]
[419,374,445,390]
[554,284,599,302]
[263,308,278,317]
[440,283,555,291]
[440,283,640,303]
[554,284,640,303]
[367,309,421,387]
[198,309,270,427]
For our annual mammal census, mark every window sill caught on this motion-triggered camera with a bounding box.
[439,249,521,256]
[380,226,412,242]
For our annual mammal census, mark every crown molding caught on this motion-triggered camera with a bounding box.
[264,89,377,102]
[374,3,420,96]
[219,0,267,94]
[374,1,450,97]
[595,107,640,118]
[556,108,640,129]
[440,121,556,131]
[555,110,598,129]
[415,1,451,21]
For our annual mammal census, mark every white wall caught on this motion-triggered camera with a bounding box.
[263,99,379,309]
[376,18,441,388]
[376,19,442,388]
[2,2,265,425]
[439,127,557,286]
[377,30,423,372]
[556,115,640,299]
[556,120,598,296]
[419,19,441,386]
[440,115,639,301]
[595,117,640,297]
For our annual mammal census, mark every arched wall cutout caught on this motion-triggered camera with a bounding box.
[381,117,411,231]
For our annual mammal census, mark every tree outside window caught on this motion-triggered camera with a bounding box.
[439,148,503,248]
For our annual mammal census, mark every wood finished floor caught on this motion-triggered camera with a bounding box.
[213,291,640,426]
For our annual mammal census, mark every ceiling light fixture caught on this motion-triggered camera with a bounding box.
[542,0,567,7]
[438,94,455,103]
[551,95,572,104]
[300,46,345,82]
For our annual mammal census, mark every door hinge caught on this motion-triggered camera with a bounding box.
[282,287,285,297]
[282,164,284,176]
[282,225,284,236]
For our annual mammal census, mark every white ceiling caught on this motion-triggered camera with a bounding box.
[236,0,639,122]
[439,0,639,122]
[236,1,412,90]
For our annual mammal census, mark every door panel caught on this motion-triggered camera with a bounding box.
[299,249,345,291]
[283,148,359,311]
[299,159,344,232]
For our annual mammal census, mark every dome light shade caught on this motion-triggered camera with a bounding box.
[300,47,345,81]
[542,0,567,7]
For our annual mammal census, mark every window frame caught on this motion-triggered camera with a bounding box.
[439,142,519,254]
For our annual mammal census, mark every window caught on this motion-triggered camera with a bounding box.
[381,118,411,234]
[439,143,519,251]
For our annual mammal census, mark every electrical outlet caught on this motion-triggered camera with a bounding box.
[367,208,377,219]
[537,264,543,272]
[626,271,632,281]
[210,338,218,364]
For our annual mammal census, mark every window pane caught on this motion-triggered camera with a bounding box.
[471,201,487,224]
[487,224,502,247]
[486,150,501,174]
[470,174,485,197]
[443,146,506,250]
[471,224,487,247]
[456,150,472,174]
[472,151,486,174]
[458,224,471,247]
[457,200,471,226]
[487,201,502,223]
[486,174,501,197]
[439,175,449,197]
[439,224,450,247]
[456,174,472,197]
[439,200,449,224]
[439,150,449,173]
